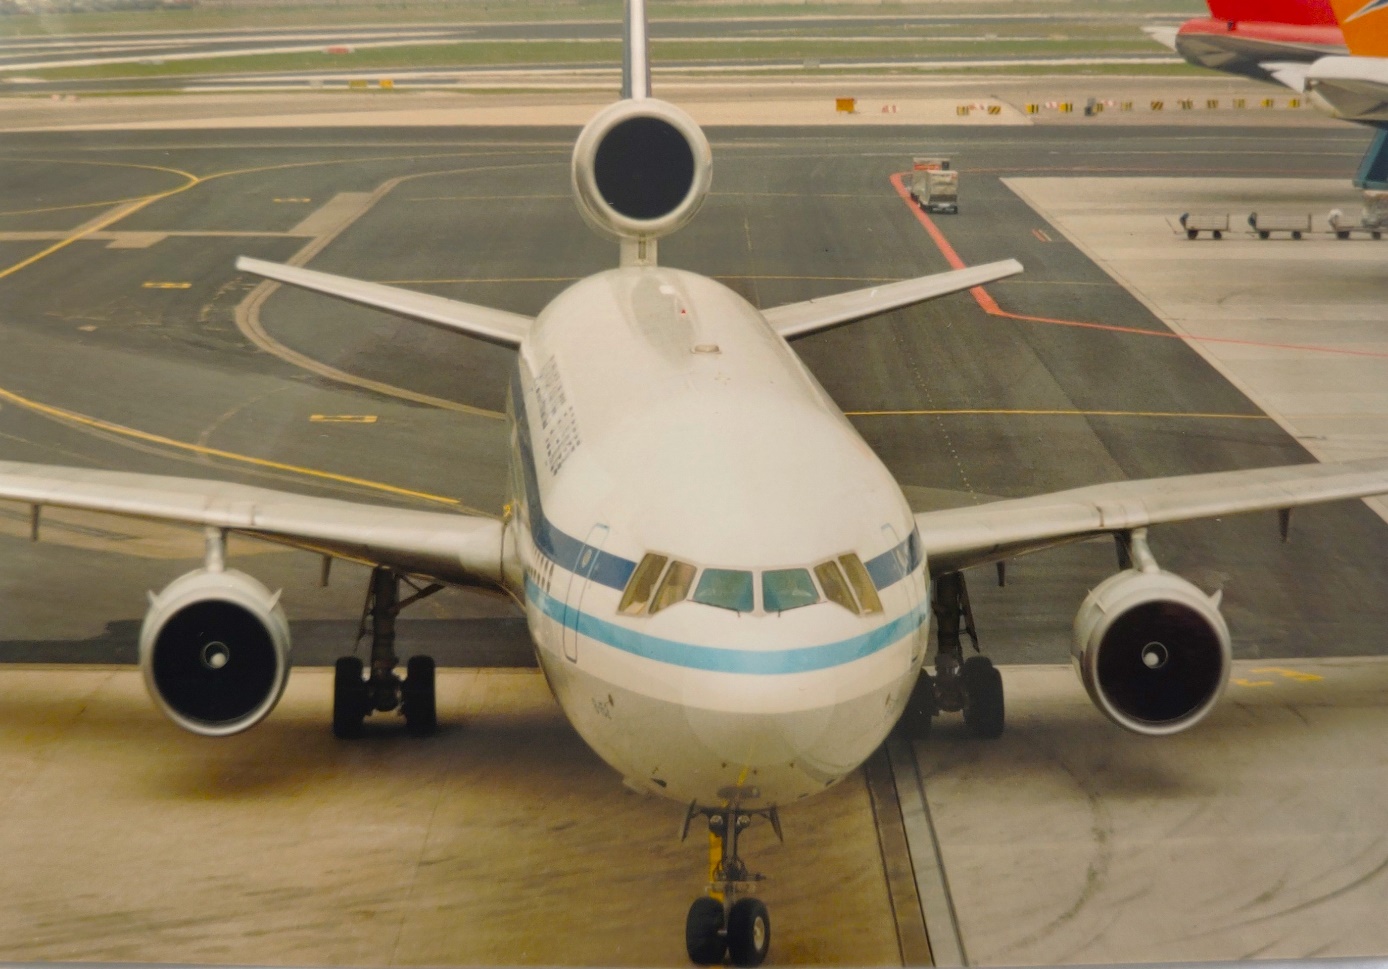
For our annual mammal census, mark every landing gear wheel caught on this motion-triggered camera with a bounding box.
[961,655,1004,739]
[727,897,771,967]
[899,671,937,738]
[685,897,726,965]
[332,657,368,739]
[402,655,437,737]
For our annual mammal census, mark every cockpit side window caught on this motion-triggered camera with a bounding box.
[619,552,668,615]
[839,554,883,614]
[814,561,859,614]
[692,568,754,613]
[763,568,819,613]
[650,560,697,615]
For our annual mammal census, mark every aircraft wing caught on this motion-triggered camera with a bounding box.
[0,461,505,586]
[763,260,1023,339]
[237,256,532,349]
[916,456,1388,576]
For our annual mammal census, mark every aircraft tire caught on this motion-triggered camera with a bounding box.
[685,897,726,965]
[727,897,771,968]
[333,657,368,739]
[402,655,437,737]
[961,656,1004,739]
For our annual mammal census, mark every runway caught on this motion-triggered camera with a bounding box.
[1,120,1387,964]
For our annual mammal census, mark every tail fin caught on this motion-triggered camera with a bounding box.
[1208,0,1338,25]
[622,0,651,99]
[1329,0,1388,54]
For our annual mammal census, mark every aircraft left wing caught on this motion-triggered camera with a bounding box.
[764,260,1023,339]
[0,461,505,586]
[916,456,1388,576]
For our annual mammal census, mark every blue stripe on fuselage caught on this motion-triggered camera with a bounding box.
[526,576,925,675]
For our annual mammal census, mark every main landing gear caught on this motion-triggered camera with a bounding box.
[333,566,443,738]
[901,570,1005,739]
[681,804,781,967]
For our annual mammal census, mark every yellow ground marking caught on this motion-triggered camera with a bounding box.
[141,281,191,290]
[0,162,199,283]
[1234,678,1276,688]
[845,408,1272,420]
[310,414,378,423]
[1250,666,1325,683]
[274,197,312,203]
[0,383,478,512]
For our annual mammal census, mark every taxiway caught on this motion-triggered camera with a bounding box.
[0,118,1385,965]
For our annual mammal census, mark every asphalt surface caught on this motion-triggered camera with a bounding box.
[0,122,1383,671]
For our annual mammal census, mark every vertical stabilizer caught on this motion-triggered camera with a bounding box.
[622,0,652,99]
[1329,0,1388,55]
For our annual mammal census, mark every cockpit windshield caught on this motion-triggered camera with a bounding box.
[614,547,900,617]
[762,569,820,613]
[692,568,755,613]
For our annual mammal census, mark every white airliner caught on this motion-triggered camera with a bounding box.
[5,2,1388,965]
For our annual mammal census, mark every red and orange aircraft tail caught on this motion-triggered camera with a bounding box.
[1327,0,1388,55]
[1207,0,1338,26]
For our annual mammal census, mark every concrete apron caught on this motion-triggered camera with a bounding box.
[0,666,899,966]
[918,657,1388,965]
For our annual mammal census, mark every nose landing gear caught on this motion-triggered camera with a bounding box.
[681,804,780,967]
[333,566,442,738]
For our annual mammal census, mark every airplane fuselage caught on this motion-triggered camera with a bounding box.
[501,266,930,809]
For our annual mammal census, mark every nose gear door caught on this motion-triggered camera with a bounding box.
[562,523,609,663]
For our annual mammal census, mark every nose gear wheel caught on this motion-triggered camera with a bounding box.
[682,805,780,967]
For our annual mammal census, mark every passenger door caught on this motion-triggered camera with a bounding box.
[562,523,609,663]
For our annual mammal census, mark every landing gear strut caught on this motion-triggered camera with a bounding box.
[682,804,779,967]
[905,571,1004,739]
[333,566,442,738]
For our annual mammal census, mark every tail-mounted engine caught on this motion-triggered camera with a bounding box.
[140,568,292,737]
[572,98,712,244]
[1072,565,1231,736]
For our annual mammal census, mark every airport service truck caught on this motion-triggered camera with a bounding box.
[910,157,959,214]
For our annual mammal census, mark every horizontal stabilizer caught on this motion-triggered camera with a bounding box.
[1143,25,1181,51]
[237,256,532,349]
[764,259,1023,340]
[1265,59,1313,89]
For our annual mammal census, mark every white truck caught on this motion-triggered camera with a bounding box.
[910,157,958,214]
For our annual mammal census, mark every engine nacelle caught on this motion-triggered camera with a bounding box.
[571,97,712,242]
[1072,569,1231,736]
[140,568,292,737]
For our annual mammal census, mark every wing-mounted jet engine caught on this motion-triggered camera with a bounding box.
[141,561,291,738]
[1072,530,1231,736]
[571,97,712,260]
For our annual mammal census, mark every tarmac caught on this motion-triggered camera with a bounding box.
[0,107,1386,965]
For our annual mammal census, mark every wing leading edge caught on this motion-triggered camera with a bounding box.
[0,461,505,587]
[917,456,1388,576]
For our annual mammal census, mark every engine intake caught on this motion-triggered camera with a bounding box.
[140,568,292,737]
[1072,569,1230,736]
[572,98,712,242]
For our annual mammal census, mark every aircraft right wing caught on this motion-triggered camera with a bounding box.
[0,461,505,587]
[238,257,533,349]
[916,456,1388,576]
[763,260,1023,340]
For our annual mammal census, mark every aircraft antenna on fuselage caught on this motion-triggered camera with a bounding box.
[623,0,652,99]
